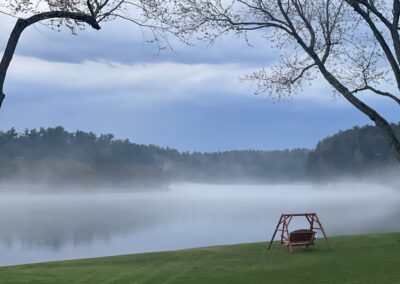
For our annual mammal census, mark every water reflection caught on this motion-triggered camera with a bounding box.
[0,194,166,250]
[0,182,399,266]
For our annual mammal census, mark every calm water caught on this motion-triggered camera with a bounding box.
[0,183,399,266]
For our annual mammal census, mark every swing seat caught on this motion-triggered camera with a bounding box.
[286,229,316,246]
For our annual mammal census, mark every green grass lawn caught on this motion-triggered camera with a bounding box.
[1,232,400,284]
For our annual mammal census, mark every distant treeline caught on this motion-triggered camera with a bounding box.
[305,122,400,179]
[0,127,308,186]
[0,123,398,186]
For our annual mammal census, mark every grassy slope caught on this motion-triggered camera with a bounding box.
[1,232,400,284]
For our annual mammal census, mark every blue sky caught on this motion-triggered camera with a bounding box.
[0,15,398,152]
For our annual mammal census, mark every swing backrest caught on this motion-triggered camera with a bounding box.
[289,229,316,243]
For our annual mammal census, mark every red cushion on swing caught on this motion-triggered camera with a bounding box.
[289,229,316,243]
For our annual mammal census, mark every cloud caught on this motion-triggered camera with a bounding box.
[2,11,390,108]
[0,14,15,44]
[4,52,350,108]
[1,11,276,66]
[6,55,260,104]
[3,52,397,114]
[1,11,397,109]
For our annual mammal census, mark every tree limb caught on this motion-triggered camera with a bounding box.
[352,85,400,105]
[346,0,400,91]
[0,11,100,107]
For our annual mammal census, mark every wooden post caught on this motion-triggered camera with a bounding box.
[314,213,331,249]
[268,214,283,249]
[283,219,293,253]
[309,213,314,231]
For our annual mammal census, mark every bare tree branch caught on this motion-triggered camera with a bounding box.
[0,0,179,108]
[0,10,100,107]
[346,0,400,90]
[150,0,400,160]
[352,85,400,105]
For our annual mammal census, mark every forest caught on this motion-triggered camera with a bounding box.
[305,123,400,179]
[0,123,398,187]
[0,127,308,187]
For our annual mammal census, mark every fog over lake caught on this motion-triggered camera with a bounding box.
[0,182,399,266]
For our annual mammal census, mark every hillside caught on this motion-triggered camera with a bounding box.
[306,122,400,179]
[1,232,399,284]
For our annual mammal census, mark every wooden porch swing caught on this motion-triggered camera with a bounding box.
[268,213,331,253]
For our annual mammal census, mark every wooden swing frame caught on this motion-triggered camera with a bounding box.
[268,213,331,253]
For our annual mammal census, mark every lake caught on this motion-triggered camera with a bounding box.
[0,182,399,266]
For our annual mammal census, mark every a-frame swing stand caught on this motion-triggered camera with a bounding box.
[268,213,331,253]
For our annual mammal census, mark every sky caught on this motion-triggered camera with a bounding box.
[0,13,399,152]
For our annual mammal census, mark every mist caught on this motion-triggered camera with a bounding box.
[0,182,399,266]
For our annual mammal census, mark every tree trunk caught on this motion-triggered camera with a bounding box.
[317,63,400,162]
[0,19,26,108]
[288,20,400,162]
